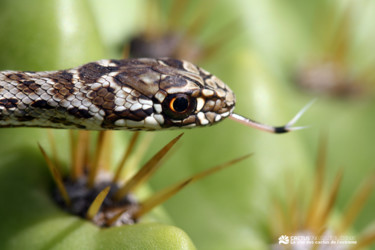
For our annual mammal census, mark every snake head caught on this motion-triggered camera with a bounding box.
[92,58,235,130]
[150,58,236,129]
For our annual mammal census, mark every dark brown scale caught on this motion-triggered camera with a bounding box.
[67,107,93,119]
[93,97,104,106]
[52,80,75,98]
[89,87,117,114]
[143,108,153,116]
[118,110,145,121]
[113,67,160,98]
[159,75,188,90]
[49,71,73,83]
[159,58,185,70]
[29,83,40,91]
[49,72,75,95]
[49,117,86,129]
[97,88,108,97]
[22,80,36,85]
[102,110,144,128]
[17,80,41,94]
[130,109,150,120]
[31,100,55,109]
[77,109,92,119]
[104,92,115,102]
[78,63,118,84]
[58,87,70,96]
[17,84,33,94]
[0,98,18,108]
[6,73,27,81]
[88,90,97,99]
[102,101,115,110]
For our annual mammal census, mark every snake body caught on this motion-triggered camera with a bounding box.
[0,58,235,130]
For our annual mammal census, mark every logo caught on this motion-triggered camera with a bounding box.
[279,235,289,244]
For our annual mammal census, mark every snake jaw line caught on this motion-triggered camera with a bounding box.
[229,99,315,134]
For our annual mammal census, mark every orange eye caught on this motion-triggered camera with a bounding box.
[162,94,197,120]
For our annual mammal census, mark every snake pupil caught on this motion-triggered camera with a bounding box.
[162,93,197,120]
[173,97,189,113]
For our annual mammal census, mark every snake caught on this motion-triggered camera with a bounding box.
[0,58,309,132]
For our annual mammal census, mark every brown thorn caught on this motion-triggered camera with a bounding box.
[88,131,109,188]
[113,132,140,183]
[86,186,111,220]
[268,193,288,240]
[286,184,301,235]
[329,3,351,63]
[315,168,344,230]
[38,144,71,206]
[183,153,252,181]
[82,131,91,172]
[69,130,77,179]
[133,153,252,219]
[166,0,190,31]
[305,134,328,229]
[122,133,155,180]
[183,1,212,39]
[114,133,184,200]
[134,179,191,220]
[144,0,163,38]
[46,129,61,171]
[71,131,90,180]
[337,173,375,235]
[101,131,113,171]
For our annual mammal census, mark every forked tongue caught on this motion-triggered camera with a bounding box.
[228,99,315,134]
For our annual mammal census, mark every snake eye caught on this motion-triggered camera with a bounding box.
[170,96,188,112]
[162,94,197,119]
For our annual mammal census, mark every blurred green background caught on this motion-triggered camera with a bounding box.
[1,0,375,249]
